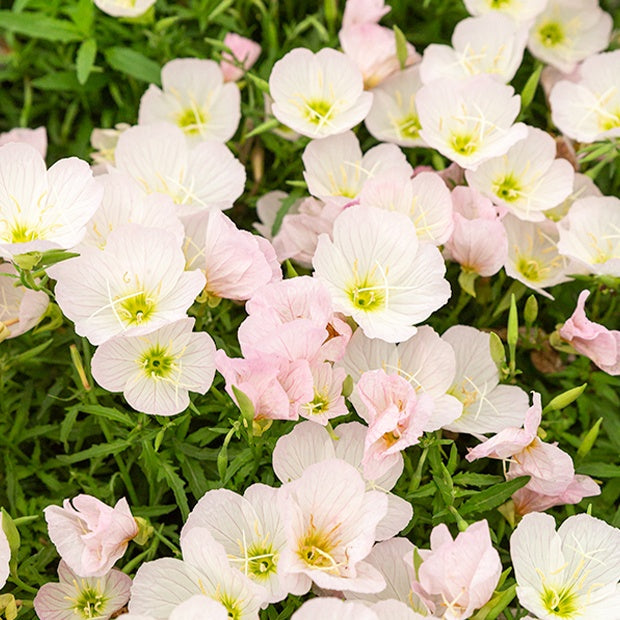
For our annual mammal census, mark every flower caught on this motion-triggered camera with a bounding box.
[420,14,528,84]
[0,513,10,589]
[556,196,620,277]
[465,126,574,221]
[0,143,102,259]
[119,596,229,620]
[527,0,613,73]
[94,0,156,17]
[50,224,205,346]
[220,33,261,82]
[44,495,138,577]
[91,318,217,416]
[559,290,620,375]
[313,205,451,343]
[342,0,390,28]
[412,520,502,620]
[510,512,620,619]
[0,262,49,340]
[34,561,131,620]
[139,58,240,144]
[278,458,388,593]
[416,75,528,170]
[292,597,425,619]
[463,0,548,22]
[300,362,349,425]
[268,48,373,138]
[0,126,46,157]
[550,50,620,143]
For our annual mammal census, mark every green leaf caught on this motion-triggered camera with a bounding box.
[471,584,517,620]
[104,47,161,84]
[520,62,543,111]
[577,463,620,478]
[459,476,530,516]
[0,11,82,42]
[577,417,603,459]
[231,385,255,424]
[159,460,190,520]
[76,39,97,85]
[458,269,478,297]
[32,70,107,91]
[393,25,408,70]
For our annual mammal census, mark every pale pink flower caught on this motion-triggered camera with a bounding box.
[0,263,49,339]
[466,392,542,461]
[182,209,281,302]
[269,48,373,138]
[463,0,548,22]
[44,495,138,577]
[181,484,306,603]
[364,66,427,148]
[341,326,463,432]
[444,186,508,276]
[78,172,184,251]
[559,290,620,375]
[293,597,424,619]
[528,0,612,74]
[91,318,216,416]
[0,143,102,259]
[50,224,205,346]
[34,561,131,620]
[254,190,289,239]
[139,58,240,143]
[94,0,155,17]
[278,459,388,593]
[355,369,433,479]
[90,123,130,174]
[412,520,502,620]
[215,351,314,422]
[0,126,46,157]
[302,130,411,205]
[510,513,620,618]
[113,122,245,215]
[420,14,527,84]
[550,51,620,143]
[416,75,528,170]
[313,205,451,343]
[272,421,411,542]
[129,528,265,618]
[340,23,419,89]
[119,596,229,620]
[342,0,390,28]
[301,363,348,425]
[0,512,9,589]
[220,33,261,82]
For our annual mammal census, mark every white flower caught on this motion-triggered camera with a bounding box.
[313,205,451,343]
[527,0,613,73]
[269,48,373,138]
[139,58,240,144]
[91,318,216,416]
[550,50,620,143]
[364,66,427,148]
[113,122,245,215]
[94,0,155,18]
[465,126,574,221]
[302,130,411,204]
[0,143,102,259]
[557,196,620,277]
[510,512,620,619]
[463,0,548,23]
[50,224,205,345]
[420,14,528,84]
[416,75,528,170]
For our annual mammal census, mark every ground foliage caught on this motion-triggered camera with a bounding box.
[0,1,619,618]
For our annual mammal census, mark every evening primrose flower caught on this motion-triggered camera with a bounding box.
[528,0,612,73]
[557,196,620,276]
[416,75,528,170]
[510,513,620,619]
[34,561,131,620]
[268,48,373,138]
[119,596,229,620]
[139,58,240,144]
[465,126,574,221]
[313,205,451,343]
[463,0,548,22]
[50,224,205,346]
[220,33,261,82]
[91,318,216,416]
[0,143,102,259]
[0,126,46,156]
[550,51,620,143]
[364,66,427,148]
[420,14,528,84]
[94,0,155,17]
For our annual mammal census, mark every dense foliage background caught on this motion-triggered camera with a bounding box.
[0,1,619,617]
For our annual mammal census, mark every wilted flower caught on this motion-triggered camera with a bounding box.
[0,126,46,157]
[220,33,261,82]
[510,513,620,619]
[139,58,240,143]
[34,561,131,620]
[269,48,373,138]
[44,495,138,577]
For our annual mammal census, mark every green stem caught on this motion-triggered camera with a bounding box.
[9,575,37,594]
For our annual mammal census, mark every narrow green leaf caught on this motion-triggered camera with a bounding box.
[577,417,603,459]
[393,25,408,70]
[104,47,161,84]
[231,385,255,424]
[520,62,543,110]
[459,476,530,516]
[76,39,97,85]
[0,11,82,42]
